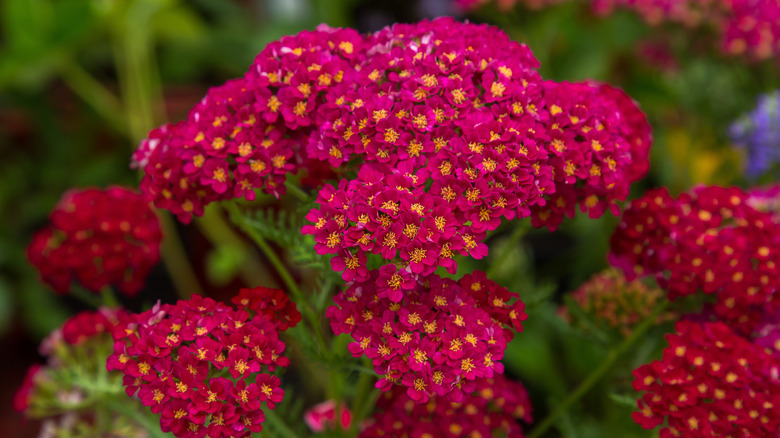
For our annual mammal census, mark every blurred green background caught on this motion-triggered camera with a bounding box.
[0,0,775,436]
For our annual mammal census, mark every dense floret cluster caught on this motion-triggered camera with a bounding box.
[633,321,780,436]
[730,91,780,179]
[108,292,296,438]
[132,27,364,222]
[26,187,162,295]
[134,19,650,241]
[609,185,780,334]
[303,19,650,278]
[327,269,526,402]
[561,268,671,337]
[360,374,533,437]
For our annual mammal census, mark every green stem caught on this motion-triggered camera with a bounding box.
[197,205,271,287]
[527,300,670,438]
[262,408,301,438]
[59,60,128,136]
[100,286,120,308]
[69,285,103,308]
[349,359,380,436]
[284,180,310,202]
[158,212,199,299]
[224,202,329,354]
[486,221,530,279]
[107,400,171,438]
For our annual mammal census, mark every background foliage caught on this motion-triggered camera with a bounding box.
[0,0,775,436]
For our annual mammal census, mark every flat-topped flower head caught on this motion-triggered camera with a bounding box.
[27,187,162,296]
[108,292,294,438]
[730,91,780,180]
[360,374,533,437]
[135,19,650,237]
[327,269,526,402]
[633,320,780,436]
[610,185,780,335]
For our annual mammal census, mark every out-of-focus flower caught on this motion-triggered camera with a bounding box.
[561,268,672,337]
[730,91,780,179]
[327,269,526,403]
[15,308,146,438]
[304,400,352,432]
[610,185,780,335]
[746,184,780,222]
[633,320,780,436]
[27,187,162,296]
[360,374,533,437]
[109,293,295,438]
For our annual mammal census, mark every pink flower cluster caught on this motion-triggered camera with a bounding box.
[108,292,295,438]
[593,0,780,60]
[609,186,780,335]
[360,374,533,437]
[327,269,526,403]
[135,19,650,237]
[61,307,128,346]
[27,187,162,295]
[304,19,650,279]
[133,27,364,222]
[633,320,780,436]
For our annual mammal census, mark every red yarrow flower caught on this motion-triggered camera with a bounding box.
[26,187,162,296]
[360,374,533,437]
[633,320,780,436]
[108,292,296,438]
[327,269,526,402]
[610,185,780,335]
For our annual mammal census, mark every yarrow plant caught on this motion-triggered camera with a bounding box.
[108,289,297,438]
[730,90,780,180]
[20,15,710,438]
[360,374,533,437]
[27,186,163,295]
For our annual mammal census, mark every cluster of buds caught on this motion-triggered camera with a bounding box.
[14,308,146,436]
[609,185,780,335]
[561,268,672,338]
[633,320,780,436]
[26,187,162,295]
[360,374,533,437]
[327,269,526,402]
[108,289,298,438]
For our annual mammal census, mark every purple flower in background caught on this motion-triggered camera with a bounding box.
[730,91,780,179]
